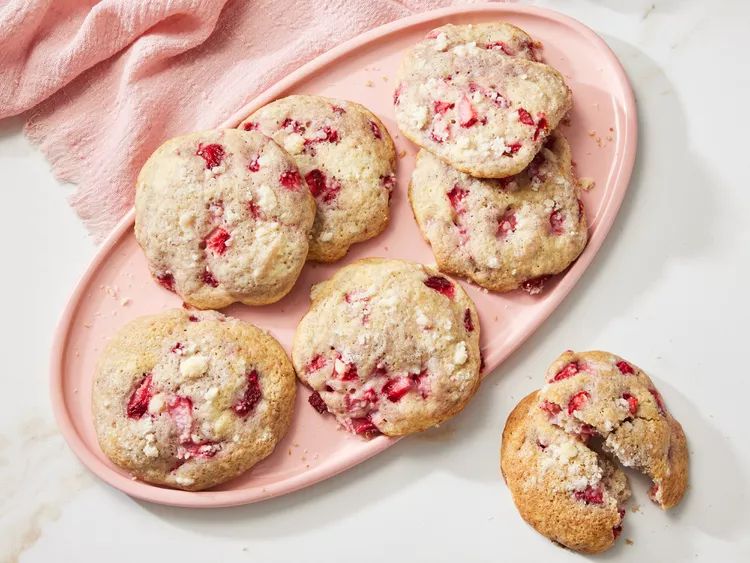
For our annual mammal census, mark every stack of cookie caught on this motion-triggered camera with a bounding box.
[395,23,588,294]
[501,350,688,553]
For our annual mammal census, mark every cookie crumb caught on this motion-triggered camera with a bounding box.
[365,80,374,87]
[579,177,596,191]
[625,538,634,545]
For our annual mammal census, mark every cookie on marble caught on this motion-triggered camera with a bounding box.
[409,132,587,294]
[135,128,315,309]
[240,96,397,262]
[394,22,572,178]
[501,392,631,554]
[537,350,689,509]
[92,308,296,491]
[292,258,481,437]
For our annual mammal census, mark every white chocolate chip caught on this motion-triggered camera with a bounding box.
[433,32,448,51]
[453,342,468,365]
[175,476,195,486]
[318,231,333,242]
[147,394,166,415]
[283,133,306,155]
[204,386,219,401]
[179,354,209,379]
[143,443,159,458]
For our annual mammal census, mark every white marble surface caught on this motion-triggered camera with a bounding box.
[2,0,749,561]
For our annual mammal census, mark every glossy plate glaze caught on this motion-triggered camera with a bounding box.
[50,3,637,507]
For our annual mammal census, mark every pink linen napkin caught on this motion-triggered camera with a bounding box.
[0,0,495,241]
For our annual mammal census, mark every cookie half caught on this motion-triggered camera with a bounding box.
[240,96,397,262]
[292,258,481,436]
[135,128,315,308]
[538,350,689,509]
[394,22,572,178]
[409,133,587,293]
[92,309,296,491]
[501,392,631,554]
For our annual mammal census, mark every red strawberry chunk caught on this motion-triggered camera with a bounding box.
[521,275,550,295]
[486,41,514,55]
[170,342,183,354]
[463,308,474,332]
[517,108,535,126]
[305,168,326,198]
[649,388,666,414]
[351,416,378,436]
[552,361,580,381]
[539,400,562,416]
[382,377,413,402]
[305,354,328,373]
[156,272,175,292]
[616,360,635,375]
[447,185,468,213]
[308,391,328,414]
[369,120,382,139]
[341,363,359,381]
[232,370,262,417]
[534,114,548,141]
[126,374,153,419]
[279,170,302,190]
[247,200,261,219]
[167,396,194,442]
[202,269,219,288]
[497,209,517,239]
[188,314,199,322]
[424,275,455,299]
[179,440,221,460]
[433,100,455,114]
[393,83,404,105]
[196,143,226,169]
[579,424,598,441]
[248,156,260,172]
[622,393,639,415]
[458,95,478,127]
[381,174,396,194]
[243,121,259,131]
[281,118,304,134]
[549,209,565,235]
[331,105,346,114]
[505,141,522,155]
[568,391,590,414]
[205,227,230,255]
[574,485,604,505]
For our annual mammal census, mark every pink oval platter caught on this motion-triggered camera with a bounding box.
[50,3,637,507]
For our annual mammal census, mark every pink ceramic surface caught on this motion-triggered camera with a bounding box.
[50,3,637,507]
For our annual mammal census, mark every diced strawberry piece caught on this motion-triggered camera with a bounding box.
[424,275,455,299]
[382,377,413,402]
[539,400,561,416]
[167,396,194,442]
[534,114,548,141]
[341,363,359,381]
[433,100,455,114]
[281,118,304,134]
[622,393,639,415]
[305,354,328,373]
[497,209,517,239]
[305,169,326,198]
[205,227,230,255]
[369,120,382,139]
[279,170,302,190]
[381,174,396,194]
[202,269,219,288]
[649,388,666,414]
[247,200,261,219]
[447,185,468,213]
[648,483,660,500]
[574,485,604,505]
[308,391,328,414]
[171,342,183,353]
[351,416,378,436]
[486,41,514,55]
[232,370,262,417]
[505,141,522,154]
[517,108,535,126]
[616,360,634,375]
[188,315,199,322]
[331,105,346,114]
[463,308,474,332]
[248,156,260,172]
[579,424,598,441]
[551,362,581,381]
[156,272,175,292]
[549,209,565,235]
[179,440,221,459]
[196,143,225,169]
[458,95,478,127]
[243,121,259,131]
[568,391,590,414]
[521,275,550,295]
[126,374,153,419]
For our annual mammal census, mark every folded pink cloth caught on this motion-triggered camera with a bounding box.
[0,0,495,240]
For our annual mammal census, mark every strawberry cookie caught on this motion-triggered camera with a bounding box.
[292,258,481,436]
[240,96,397,262]
[537,350,689,509]
[135,129,315,309]
[409,133,587,294]
[501,392,631,554]
[92,309,296,491]
[394,22,572,178]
